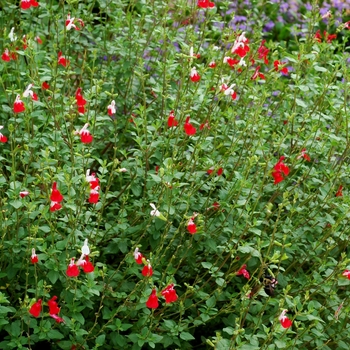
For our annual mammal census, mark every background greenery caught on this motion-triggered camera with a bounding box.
[1,0,350,349]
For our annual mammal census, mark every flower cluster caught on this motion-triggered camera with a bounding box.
[133,248,153,277]
[29,296,64,323]
[146,284,178,309]
[50,182,64,212]
[271,156,290,185]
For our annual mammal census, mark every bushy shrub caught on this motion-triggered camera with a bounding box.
[1,0,350,349]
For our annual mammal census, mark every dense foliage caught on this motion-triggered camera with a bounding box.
[1,0,350,349]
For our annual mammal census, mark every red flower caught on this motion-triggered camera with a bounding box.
[315,30,337,43]
[35,36,42,44]
[21,0,39,9]
[2,49,10,62]
[66,258,80,277]
[274,60,288,75]
[86,171,99,190]
[208,61,216,68]
[161,284,178,303]
[197,0,215,8]
[272,156,289,184]
[336,185,343,197]
[279,309,292,328]
[251,66,265,80]
[190,67,200,82]
[342,270,350,279]
[29,299,42,317]
[50,182,63,202]
[107,100,116,116]
[184,117,196,136]
[58,51,69,67]
[0,126,8,143]
[50,314,64,323]
[20,191,29,198]
[187,218,197,234]
[50,201,62,212]
[76,88,87,114]
[66,14,84,31]
[23,84,38,101]
[142,261,153,277]
[297,148,310,162]
[88,189,99,203]
[31,248,38,264]
[42,81,50,90]
[146,289,159,309]
[134,248,143,264]
[236,264,250,279]
[48,296,60,315]
[13,95,25,113]
[167,110,178,127]
[81,255,94,273]
[257,40,269,64]
[223,56,240,67]
[75,123,93,143]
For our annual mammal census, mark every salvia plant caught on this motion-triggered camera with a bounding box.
[1,0,350,349]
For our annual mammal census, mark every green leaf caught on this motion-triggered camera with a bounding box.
[47,330,64,339]
[96,334,106,346]
[180,332,195,341]
[47,270,59,284]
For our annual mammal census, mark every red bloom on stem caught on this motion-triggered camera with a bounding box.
[272,156,289,185]
[279,309,292,328]
[274,60,288,75]
[184,117,196,136]
[190,67,200,82]
[76,88,87,114]
[86,170,99,190]
[336,185,343,197]
[342,270,350,279]
[50,182,63,202]
[209,61,216,68]
[48,296,60,315]
[0,126,8,143]
[223,56,240,67]
[42,81,49,90]
[35,36,42,44]
[161,284,178,303]
[75,123,93,143]
[297,148,311,162]
[146,289,159,309]
[20,191,29,198]
[251,66,265,80]
[257,40,269,64]
[81,255,94,273]
[58,51,69,67]
[142,261,153,277]
[133,248,143,264]
[187,218,197,234]
[31,248,38,264]
[66,14,84,31]
[23,84,38,101]
[2,49,10,62]
[88,189,99,203]
[167,110,178,127]
[236,264,250,279]
[29,299,42,317]
[197,0,215,8]
[13,95,25,113]
[50,314,64,323]
[50,201,62,212]
[66,258,80,277]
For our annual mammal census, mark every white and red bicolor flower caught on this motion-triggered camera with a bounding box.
[189,46,200,59]
[142,260,153,277]
[209,61,216,68]
[187,218,197,234]
[76,254,94,273]
[279,309,292,328]
[167,110,178,127]
[13,95,25,113]
[48,296,64,323]
[21,0,39,10]
[66,258,80,277]
[342,270,350,279]
[184,117,196,135]
[65,14,84,31]
[50,182,63,212]
[0,126,8,143]
[2,49,11,62]
[161,283,178,303]
[107,100,116,116]
[220,80,237,100]
[89,189,99,203]
[58,51,69,67]
[236,264,250,279]
[223,56,240,68]
[231,32,249,56]
[190,67,200,82]
[297,148,311,162]
[133,248,143,264]
[35,36,42,44]
[23,84,38,101]
[75,123,93,143]
[31,248,38,264]
[20,191,29,198]
[251,65,265,80]
[86,170,99,189]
